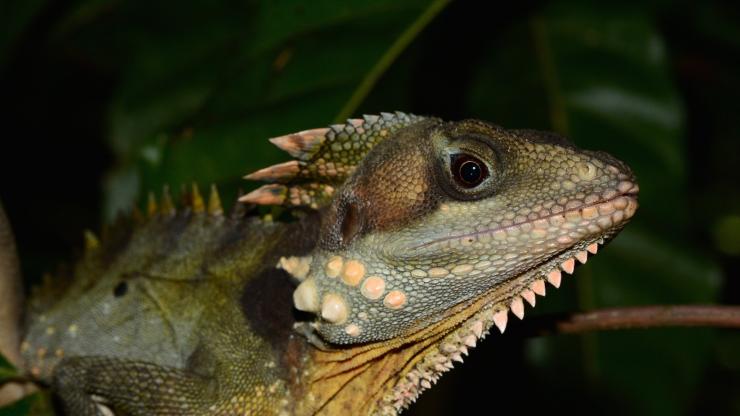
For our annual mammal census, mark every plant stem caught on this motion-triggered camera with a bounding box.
[515,305,740,337]
[335,0,451,122]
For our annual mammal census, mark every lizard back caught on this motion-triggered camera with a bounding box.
[21,188,317,386]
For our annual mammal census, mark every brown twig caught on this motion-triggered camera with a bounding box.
[515,305,740,337]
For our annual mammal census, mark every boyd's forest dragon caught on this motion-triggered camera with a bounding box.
[0,113,639,415]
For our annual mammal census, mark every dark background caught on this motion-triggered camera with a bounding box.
[1,0,739,414]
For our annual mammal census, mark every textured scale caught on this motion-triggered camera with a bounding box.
[6,114,638,415]
[242,112,429,208]
[22,186,320,414]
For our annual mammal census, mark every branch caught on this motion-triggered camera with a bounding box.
[517,305,740,337]
[0,202,23,369]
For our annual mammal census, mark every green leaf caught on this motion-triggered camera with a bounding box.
[0,353,17,382]
[0,397,31,416]
[0,0,46,69]
[0,392,54,416]
[468,3,721,416]
[52,0,447,218]
[7,2,734,415]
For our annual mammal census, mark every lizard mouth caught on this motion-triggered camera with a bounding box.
[380,182,639,413]
[411,181,639,252]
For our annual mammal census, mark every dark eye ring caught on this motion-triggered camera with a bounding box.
[451,154,489,188]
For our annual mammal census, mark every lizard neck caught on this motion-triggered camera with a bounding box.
[291,274,523,415]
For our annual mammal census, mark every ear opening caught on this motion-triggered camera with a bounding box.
[319,196,366,251]
[339,200,363,246]
[241,112,429,209]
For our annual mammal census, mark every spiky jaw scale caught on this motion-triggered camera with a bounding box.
[378,190,638,414]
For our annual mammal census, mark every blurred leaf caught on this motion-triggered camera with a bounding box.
[0,397,30,416]
[4,1,735,415]
[0,353,24,416]
[51,0,447,218]
[468,2,721,416]
[0,0,46,69]
[713,215,740,255]
[0,391,54,416]
[0,353,17,381]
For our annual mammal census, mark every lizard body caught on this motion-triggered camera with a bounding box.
[3,113,638,415]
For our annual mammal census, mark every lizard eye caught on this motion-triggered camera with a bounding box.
[451,154,488,188]
[437,135,499,200]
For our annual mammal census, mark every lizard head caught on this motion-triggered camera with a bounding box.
[267,116,638,345]
[244,113,638,412]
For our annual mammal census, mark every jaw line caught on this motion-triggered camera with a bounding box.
[378,229,622,414]
[409,191,638,252]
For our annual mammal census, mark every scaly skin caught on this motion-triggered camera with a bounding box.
[7,113,637,415]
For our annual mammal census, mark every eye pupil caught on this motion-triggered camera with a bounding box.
[459,160,482,184]
[451,154,489,188]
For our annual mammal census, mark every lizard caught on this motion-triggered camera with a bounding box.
[0,112,639,415]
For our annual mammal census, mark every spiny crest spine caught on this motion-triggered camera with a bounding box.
[191,183,205,213]
[161,185,175,216]
[31,183,230,315]
[241,112,426,208]
[207,184,223,216]
[144,184,226,220]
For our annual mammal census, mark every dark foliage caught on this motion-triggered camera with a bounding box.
[1,1,739,414]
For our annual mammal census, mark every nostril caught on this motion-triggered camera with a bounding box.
[577,162,598,181]
[319,196,366,250]
[587,150,635,179]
